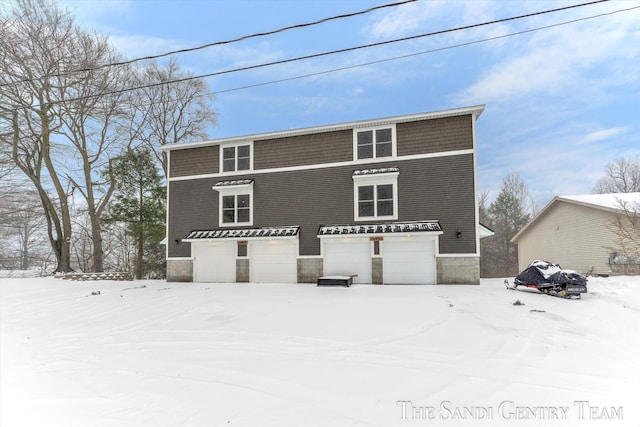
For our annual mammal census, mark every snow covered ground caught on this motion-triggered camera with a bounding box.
[1,276,638,427]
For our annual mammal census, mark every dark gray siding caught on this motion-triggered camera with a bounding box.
[397,115,473,156]
[253,129,352,170]
[168,177,220,258]
[167,153,477,258]
[168,115,474,178]
[169,146,219,178]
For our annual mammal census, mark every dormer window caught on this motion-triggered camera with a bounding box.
[354,126,396,160]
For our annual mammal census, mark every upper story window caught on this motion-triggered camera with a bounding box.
[221,143,252,173]
[354,126,396,160]
[213,180,254,227]
[352,168,399,221]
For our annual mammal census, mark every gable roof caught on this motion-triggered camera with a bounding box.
[161,105,485,152]
[512,192,640,243]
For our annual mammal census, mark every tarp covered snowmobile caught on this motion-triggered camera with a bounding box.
[505,260,588,299]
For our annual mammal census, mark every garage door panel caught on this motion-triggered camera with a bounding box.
[383,238,435,285]
[193,242,236,283]
[251,240,297,283]
[323,240,371,284]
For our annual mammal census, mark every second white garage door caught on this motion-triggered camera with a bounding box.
[383,238,436,285]
[323,240,372,284]
[250,240,298,283]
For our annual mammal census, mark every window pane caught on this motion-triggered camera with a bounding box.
[359,201,375,217]
[237,145,250,157]
[222,209,235,223]
[377,200,393,216]
[357,131,373,145]
[223,147,235,160]
[376,128,392,142]
[237,145,250,170]
[377,184,393,200]
[237,158,250,171]
[237,208,250,223]
[357,145,373,159]
[357,131,373,159]
[237,194,250,208]
[223,147,236,171]
[222,195,235,209]
[358,185,374,201]
[223,159,235,172]
[376,141,392,157]
[237,244,248,257]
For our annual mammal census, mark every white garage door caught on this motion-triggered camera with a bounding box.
[251,240,298,283]
[383,238,435,285]
[323,240,371,284]
[193,242,236,283]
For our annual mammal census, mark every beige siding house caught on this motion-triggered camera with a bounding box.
[512,193,640,276]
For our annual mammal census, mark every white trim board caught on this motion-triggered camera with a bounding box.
[168,149,475,182]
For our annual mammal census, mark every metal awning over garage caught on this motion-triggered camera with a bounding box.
[317,221,442,236]
[184,226,299,241]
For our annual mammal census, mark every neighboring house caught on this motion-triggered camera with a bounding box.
[512,193,640,275]
[163,105,486,285]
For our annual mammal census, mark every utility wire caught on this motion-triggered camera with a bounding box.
[22,0,620,107]
[209,5,640,97]
[0,0,417,87]
[40,0,611,105]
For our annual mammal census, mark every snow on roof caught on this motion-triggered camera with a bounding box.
[214,179,254,187]
[352,167,399,176]
[560,193,640,210]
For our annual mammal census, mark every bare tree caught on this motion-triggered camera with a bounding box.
[0,186,52,271]
[1,0,134,272]
[130,59,217,176]
[607,197,640,274]
[1,1,216,273]
[594,157,640,194]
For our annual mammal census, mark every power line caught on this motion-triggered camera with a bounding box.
[0,0,417,87]
[33,0,612,106]
[209,5,640,97]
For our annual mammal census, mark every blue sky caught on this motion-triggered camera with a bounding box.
[58,0,640,206]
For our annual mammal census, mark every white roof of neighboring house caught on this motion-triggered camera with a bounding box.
[512,192,640,243]
[560,192,640,210]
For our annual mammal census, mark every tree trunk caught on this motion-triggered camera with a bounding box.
[12,109,74,273]
[136,185,144,279]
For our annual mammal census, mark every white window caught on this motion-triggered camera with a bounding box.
[213,181,254,227]
[221,143,252,173]
[353,170,398,221]
[222,194,251,224]
[354,126,396,160]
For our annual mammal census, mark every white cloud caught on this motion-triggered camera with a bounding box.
[582,127,628,144]
[453,4,640,105]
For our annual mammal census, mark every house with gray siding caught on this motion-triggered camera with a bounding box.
[163,105,486,284]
